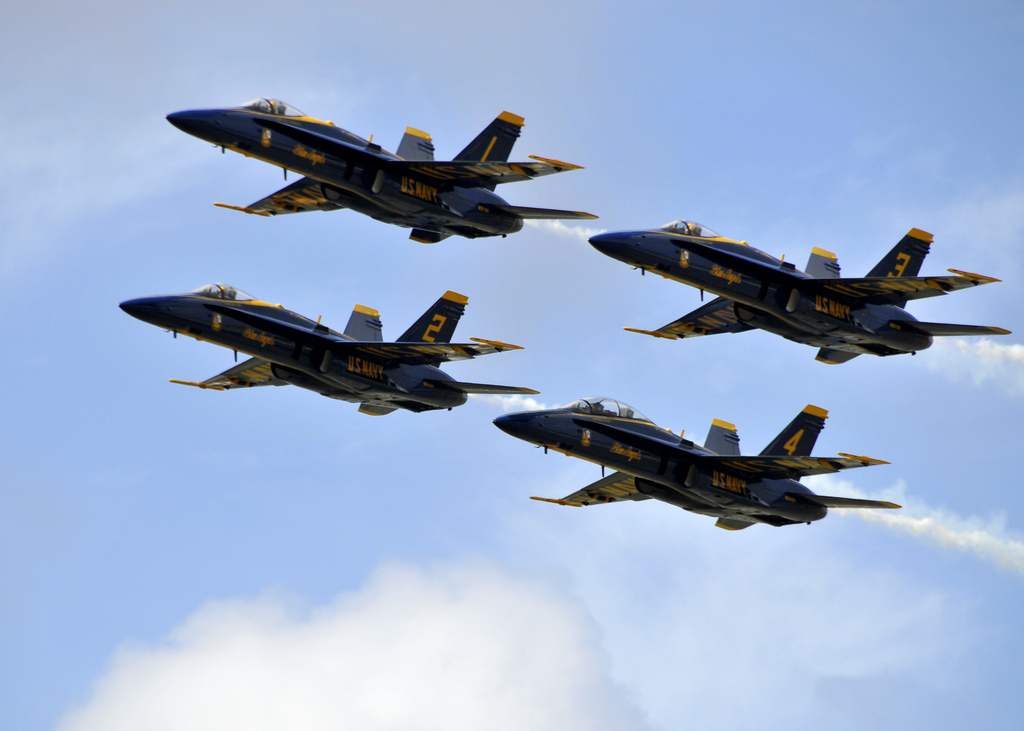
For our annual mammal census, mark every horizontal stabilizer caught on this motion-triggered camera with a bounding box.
[422,380,539,395]
[899,321,1011,337]
[481,203,598,220]
[786,493,901,510]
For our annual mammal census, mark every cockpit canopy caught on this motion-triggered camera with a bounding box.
[660,220,721,238]
[240,98,306,117]
[562,397,652,423]
[190,283,256,301]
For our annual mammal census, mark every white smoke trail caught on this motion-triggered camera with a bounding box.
[926,338,1024,396]
[469,394,553,412]
[524,219,606,243]
[810,476,1024,573]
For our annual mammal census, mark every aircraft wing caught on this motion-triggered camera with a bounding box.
[698,453,888,479]
[624,297,753,340]
[336,337,525,366]
[169,358,286,390]
[215,177,336,217]
[392,156,584,187]
[531,471,651,507]
[422,380,539,395]
[804,269,1002,306]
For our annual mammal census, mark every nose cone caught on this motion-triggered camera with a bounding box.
[166,109,227,142]
[493,412,541,442]
[588,231,637,262]
[119,296,179,328]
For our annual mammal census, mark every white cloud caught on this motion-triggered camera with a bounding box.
[469,393,553,412]
[924,338,1024,396]
[524,219,607,243]
[55,561,647,731]
[812,476,1024,573]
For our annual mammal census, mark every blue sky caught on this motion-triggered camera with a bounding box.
[3,2,1024,729]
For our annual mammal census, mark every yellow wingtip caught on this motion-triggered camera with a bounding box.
[530,496,580,507]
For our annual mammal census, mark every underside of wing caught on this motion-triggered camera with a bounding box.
[169,358,286,391]
[481,203,598,220]
[422,380,539,395]
[786,493,901,510]
[215,177,336,217]
[531,471,650,507]
[340,337,524,366]
[625,296,753,340]
[393,155,583,187]
[809,269,1001,306]
[701,453,889,479]
[898,321,1011,337]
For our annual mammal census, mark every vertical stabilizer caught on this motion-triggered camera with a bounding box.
[704,419,741,456]
[396,127,435,161]
[398,291,468,343]
[344,304,383,342]
[866,229,932,279]
[759,405,828,456]
[805,247,841,279]
[455,112,524,163]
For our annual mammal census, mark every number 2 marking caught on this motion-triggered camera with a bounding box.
[423,314,446,342]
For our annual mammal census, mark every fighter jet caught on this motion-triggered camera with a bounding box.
[590,222,1009,363]
[167,98,596,243]
[121,285,537,415]
[494,398,898,530]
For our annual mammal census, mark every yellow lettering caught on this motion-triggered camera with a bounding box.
[782,429,804,456]
[888,252,911,278]
[423,314,446,342]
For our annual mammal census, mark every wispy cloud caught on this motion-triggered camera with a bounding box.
[524,219,606,243]
[811,476,1024,573]
[924,338,1024,396]
[470,394,552,412]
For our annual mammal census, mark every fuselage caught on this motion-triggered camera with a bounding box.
[167,104,524,239]
[494,405,827,526]
[120,291,466,412]
[590,227,933,356]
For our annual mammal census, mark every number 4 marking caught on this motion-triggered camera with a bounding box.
[783,429,805,456]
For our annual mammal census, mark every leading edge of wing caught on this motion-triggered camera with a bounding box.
[806,270,1002,306]
[625,296,753,340]
[531,471,650,507]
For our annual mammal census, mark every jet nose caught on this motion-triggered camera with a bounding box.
[166,109,224,141]
[588,231,636,261]
[493,412,540,441]
[119,296,174,326]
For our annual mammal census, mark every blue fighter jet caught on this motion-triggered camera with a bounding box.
[167,99,596,243]
[590,222,1009,363]
[495,398,897,530]
[121,285,537,415]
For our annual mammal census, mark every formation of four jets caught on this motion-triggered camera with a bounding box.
[122,98,1009,529]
